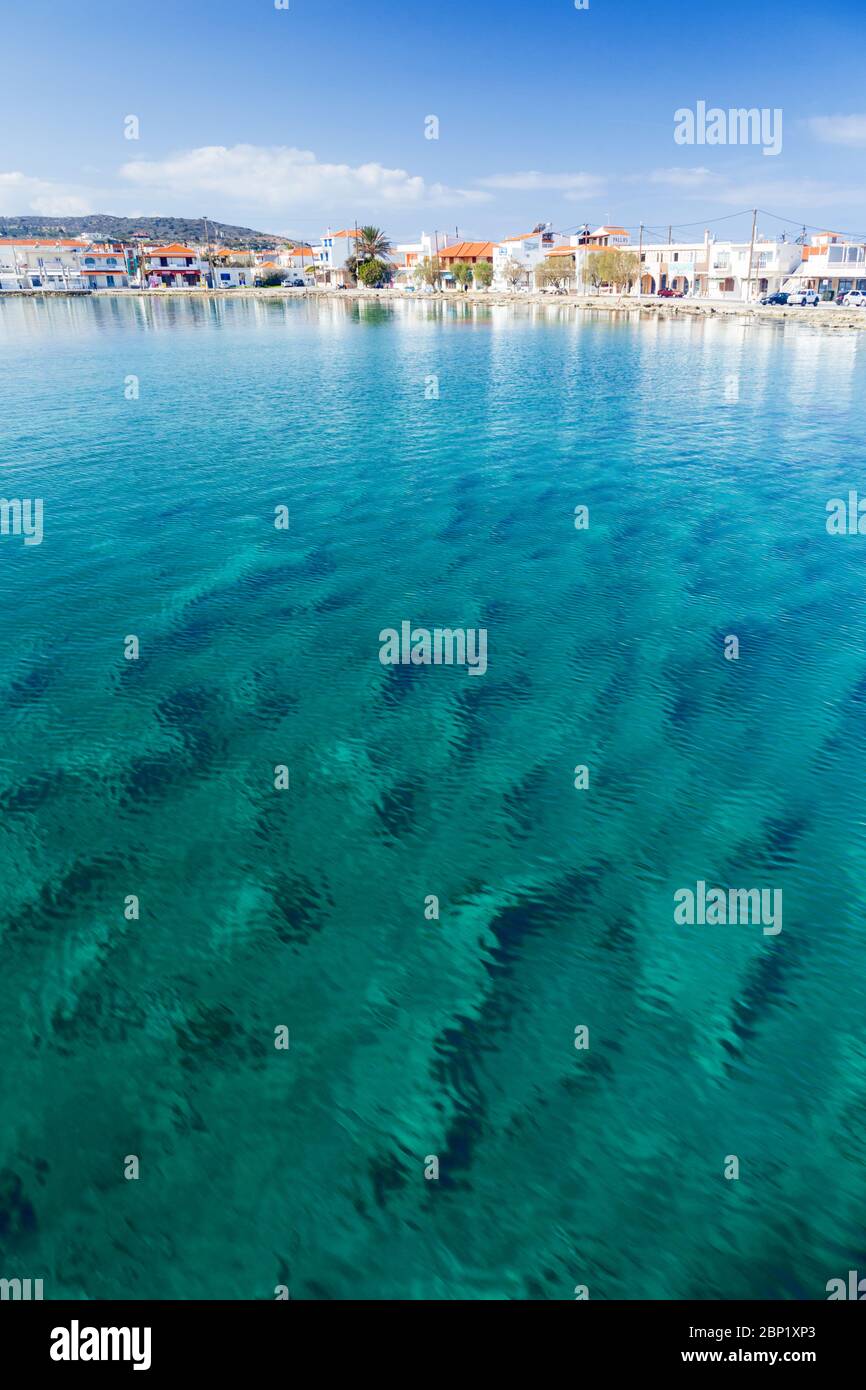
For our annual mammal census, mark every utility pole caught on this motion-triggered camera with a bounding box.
[637,222,644,298]
[745,207,757,303]
[667,225,672,245]
[203,214,215,290]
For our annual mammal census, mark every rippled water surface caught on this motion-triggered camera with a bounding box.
[1,294,865,1299]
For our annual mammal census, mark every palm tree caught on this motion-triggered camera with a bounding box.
[355,225,392,263]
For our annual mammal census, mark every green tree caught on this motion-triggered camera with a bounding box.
[581,248,638,294]
[414,255,442,290]
[536,258,574,291]
[451,260,473,291]
[581,250,610,292]
[355,226,392,262]
[358,257,389,287]
[612,249,640,292]
[502,258,526,288]
[473,259,494,289]
[258,270,288,287]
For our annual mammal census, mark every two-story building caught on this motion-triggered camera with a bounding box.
[705,236,801,300]
[639,240,708,296]
[782,231,866,299]
[548,225,635,292]
[78,243,135,289]
[0,238,87,291]
[637,231,801,299]
[435,240,497,288]
[493,226,556,288]
[311,229,359,286]
[391,231,458,286]
[143,244,204,288]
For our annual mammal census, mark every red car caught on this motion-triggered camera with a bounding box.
[657,287,684,298]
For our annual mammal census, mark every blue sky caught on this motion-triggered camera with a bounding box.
[2,0,866,244]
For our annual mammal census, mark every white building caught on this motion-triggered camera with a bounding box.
[214,264,258,287]
[493,226,556,288]
[637,231,802,299]
[79,244,134,289]
[706,236,801,300]
[143,244,205,288]
[391,231,458,286]
[312,229,359,285]
[0,238,87,291]
[782,231,866,299]
[556,225,635,292]
[638,240,704,296]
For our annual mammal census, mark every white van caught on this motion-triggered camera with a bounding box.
[786,288,820,306]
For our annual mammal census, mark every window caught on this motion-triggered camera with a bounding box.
[828,247,844,264]
[84,258,95,266]
[107,257,117,266]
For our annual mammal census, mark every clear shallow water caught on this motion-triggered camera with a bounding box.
[1,294,865,1300]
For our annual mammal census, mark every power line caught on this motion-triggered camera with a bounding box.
[757,208,866,242]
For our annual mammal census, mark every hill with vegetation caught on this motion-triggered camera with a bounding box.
[0,214,298,248]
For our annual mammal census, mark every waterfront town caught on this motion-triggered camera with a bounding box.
[1,220,865,304]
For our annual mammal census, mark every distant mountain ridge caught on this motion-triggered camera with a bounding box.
[0,214,299,248]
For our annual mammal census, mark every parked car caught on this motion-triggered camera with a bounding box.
[657,287,684,298]
[285,278,305,287]
[759,291,789,306]
[839,289,866,308]
[785,288,820,306]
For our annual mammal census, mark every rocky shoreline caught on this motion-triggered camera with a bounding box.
[5,285,865,330]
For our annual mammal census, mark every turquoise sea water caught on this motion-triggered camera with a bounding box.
[1,294,866,1300]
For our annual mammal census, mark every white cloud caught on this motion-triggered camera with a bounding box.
[647,167,716,188]
[0,171,91,216]
[645,165,866,212]
[120,144,490,212]
[807,114,866,147]
[476,171,605,198]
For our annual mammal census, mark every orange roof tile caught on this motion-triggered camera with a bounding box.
[437,240,497,261]
[149,243,197,256]
[0,238,87,248]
